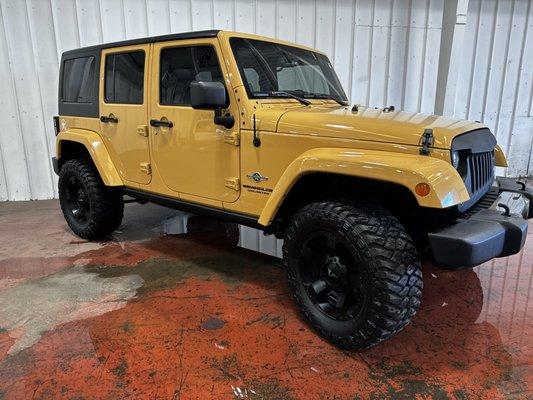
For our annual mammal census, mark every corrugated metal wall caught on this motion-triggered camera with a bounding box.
[445,0,533,177]
[0,0,531,204]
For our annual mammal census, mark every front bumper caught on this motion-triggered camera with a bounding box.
[428,178,531,269]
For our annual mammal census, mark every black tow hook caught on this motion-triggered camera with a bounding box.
[498,203,511,217]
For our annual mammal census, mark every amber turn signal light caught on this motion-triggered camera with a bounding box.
[415,183,431,197]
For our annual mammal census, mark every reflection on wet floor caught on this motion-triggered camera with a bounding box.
[0,200,531,399]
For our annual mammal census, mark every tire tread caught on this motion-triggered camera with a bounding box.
[59,159,123,240]
[283,201,423,349]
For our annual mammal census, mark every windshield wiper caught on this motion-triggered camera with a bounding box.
[306,93,349,106]
[268,91,311,106]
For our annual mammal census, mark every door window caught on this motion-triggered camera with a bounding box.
[105,51,145,104]
[160,46,223,106]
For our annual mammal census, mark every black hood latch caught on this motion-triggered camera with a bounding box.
[419,128,434,155]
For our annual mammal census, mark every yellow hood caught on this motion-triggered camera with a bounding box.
[262,105,485,149]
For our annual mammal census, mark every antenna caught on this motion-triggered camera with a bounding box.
[253,114,261,147]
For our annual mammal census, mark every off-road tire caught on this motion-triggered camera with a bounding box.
[283,201,423,349]
[59,159,124,240]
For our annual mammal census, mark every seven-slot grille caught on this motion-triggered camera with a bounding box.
[467,151,495,193]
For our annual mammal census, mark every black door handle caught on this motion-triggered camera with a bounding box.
[150,119,173,128]
[100,115,119,123]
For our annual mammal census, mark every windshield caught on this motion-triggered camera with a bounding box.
[230,38,348,102]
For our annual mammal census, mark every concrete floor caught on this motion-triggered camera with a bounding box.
[0,200,531,400]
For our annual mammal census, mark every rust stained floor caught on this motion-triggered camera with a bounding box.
[0,200,531,400]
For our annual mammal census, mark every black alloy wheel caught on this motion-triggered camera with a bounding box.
[299,230,367,321]
[63,175,91,225]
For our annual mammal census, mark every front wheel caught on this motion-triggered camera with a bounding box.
[283,201,423,349]
[59,159,124,240]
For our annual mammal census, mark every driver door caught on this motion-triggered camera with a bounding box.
[149,39,240,204]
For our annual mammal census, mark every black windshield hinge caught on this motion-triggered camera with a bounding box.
[419,128,434,155]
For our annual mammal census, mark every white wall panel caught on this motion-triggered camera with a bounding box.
[213,0,234,31]
[448,0,533,177]
[0,0,531,205]
[277,0,296,41]
[147,0,172,35]
[191,0,213,30]
[386,0,409,108]
[77,0,104,46]
[0,1,31,201]
[295,0,314,48]
[256,0,276,37]
[235,0,254,33]
[101,0,126,41]
[1,0,55,200]
[333,0,355,98]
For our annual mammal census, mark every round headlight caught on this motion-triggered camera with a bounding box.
[451,151,460,168]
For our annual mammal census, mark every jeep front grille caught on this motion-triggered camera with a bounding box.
[467,151,495,193]
[451,128,497,213]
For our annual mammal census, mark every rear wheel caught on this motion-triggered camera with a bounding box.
[283,201,423,349]
[59,159,123,240]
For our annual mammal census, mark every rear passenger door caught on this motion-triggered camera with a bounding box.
[100,45,151,185]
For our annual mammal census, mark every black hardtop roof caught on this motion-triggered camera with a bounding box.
[62,29,220,58]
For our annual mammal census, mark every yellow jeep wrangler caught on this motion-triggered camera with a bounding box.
[53,30,532,349]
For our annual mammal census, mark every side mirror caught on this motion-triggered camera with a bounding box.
[190,81,228,110]
[190,81,234,129]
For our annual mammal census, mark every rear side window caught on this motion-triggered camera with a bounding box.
[61,56,95,103]
[105,51,145,104]
[160,46,223,106]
